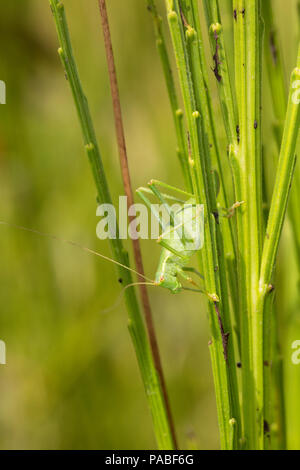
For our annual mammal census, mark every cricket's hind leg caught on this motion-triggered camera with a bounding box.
[136,187,167,231]
[137,181,196,249]
[147,181,181,228]
[148,180,193,199]
[137,182,187,242]
[182,266,204,280]
[177,267,202,289]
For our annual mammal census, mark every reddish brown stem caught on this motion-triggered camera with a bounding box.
[98,0,177,448]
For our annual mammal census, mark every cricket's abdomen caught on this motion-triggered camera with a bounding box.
[155,248,189,294]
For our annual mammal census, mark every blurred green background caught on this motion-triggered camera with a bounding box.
[0,0,299,450]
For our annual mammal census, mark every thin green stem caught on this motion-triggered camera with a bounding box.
[147,0,192,191]
[247,0,264,450]
[271,304,287,450]
[203,0,238,147]
[187,2,241,361]
[259,50,300,449]
[260,56,300,289]
[262,0,300,271]
[49,0,176,450]
[233,0,264,449]
[181,0,241,445]
[263,287,275,449]
[262,0,287,146]
[233,0,253,448]
[261,0,292,449]
[165,0,240,449]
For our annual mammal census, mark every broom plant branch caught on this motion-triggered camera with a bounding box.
[233,0,256,448]
[165,0,242,449]
[187,3,240,342]
[147,0,192,192]
[180,0,241,445]
[203,0,239,148]
[98,0,177,449]
[260,51,300,289]
[49,0,176,450]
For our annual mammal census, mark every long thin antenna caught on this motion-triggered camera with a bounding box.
[0,221,154,283]
[98,0,178,448]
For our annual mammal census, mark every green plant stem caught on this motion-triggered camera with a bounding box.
[186,1,241,359]
[262,0,287,145]
[165,0,240,449]
[247,0,264,450]
[203,0,238,147]
[262,0,300,270]
[147,0,192,192]
[262,287,274,449]
[261,0,290,449]
[233,0,252,448]
[49,0,176,450]
[180,0,241,445]
[233,0,264,449]
[98,0,177,448]
[260,57,300,289]
[259,50,300,448]
[272,307,286,449]
[202,0,242,364]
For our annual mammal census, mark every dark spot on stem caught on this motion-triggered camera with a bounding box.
[118,278,123,284]
[264,360,270,367]
[254,120,258,129]
[234,9,237,21]
[237,362,242,368]
[212,31,222,82]
[214,266,219,273]
[213,211,220,225]
[179,5,190,29]
[264,420,270,437]
[270,30,278,66]
[214,302,229,363]
[236,125,240,143]
[241,8,245,17]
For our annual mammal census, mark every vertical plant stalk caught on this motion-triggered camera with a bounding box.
[203,0,238,148]
[233,0,253,447]
[202,0,242,354]
[165,0,240,449]
[259,48,300,448]
[147,0,192,192]
[49,0,176,450]
[263,0,300,269]
[261,0,288,449]
[185,1,240,357]
[260,56,300,289]
[262,0,287,146]
[247,0,264,450]
[97,0,177,449]
[180,0,241,445]
[233,0,264,449]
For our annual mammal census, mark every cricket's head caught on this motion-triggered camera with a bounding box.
[154,273,182,294]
